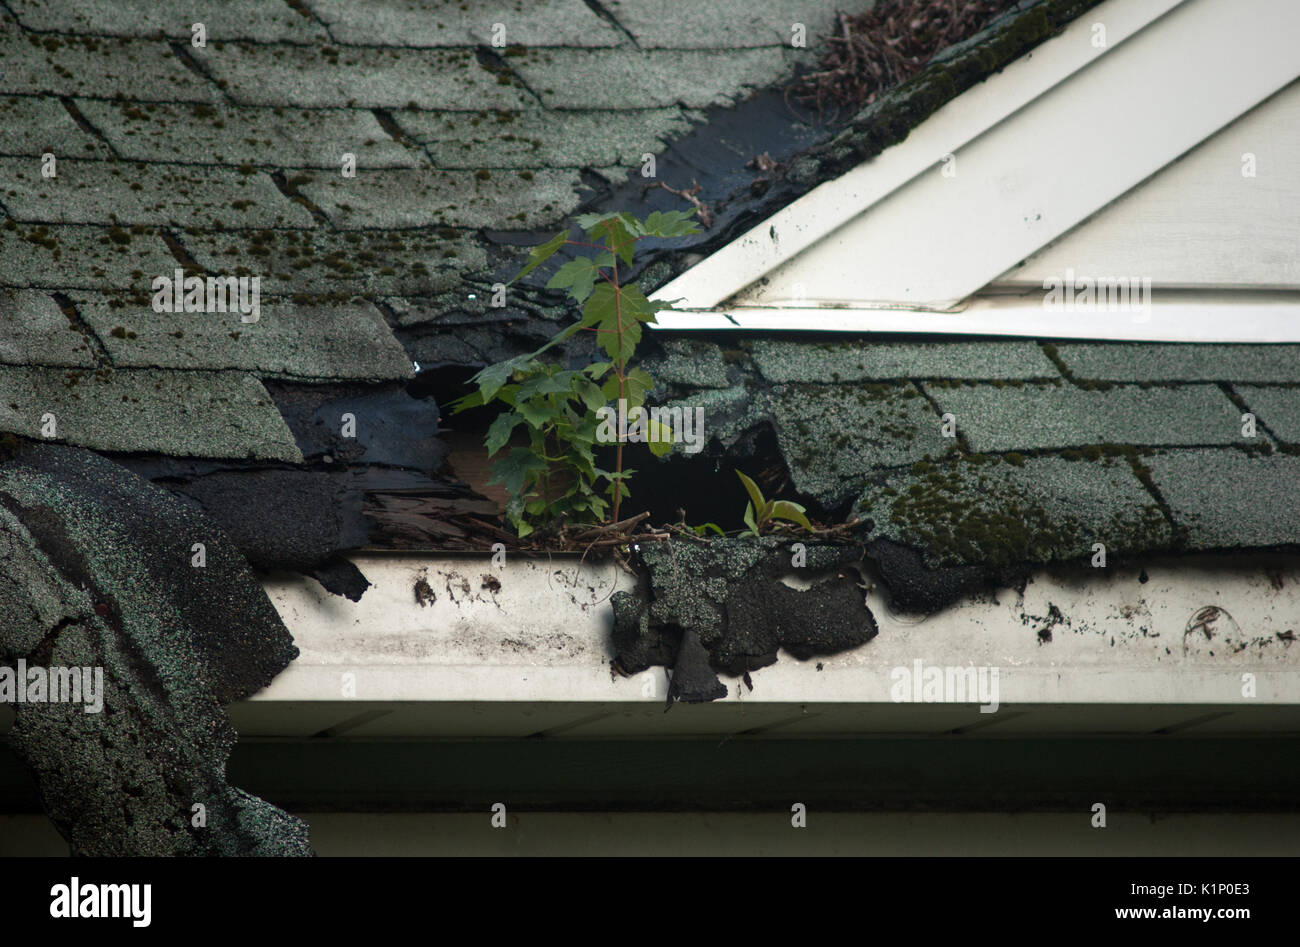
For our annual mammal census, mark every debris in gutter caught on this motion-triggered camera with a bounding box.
[668,627,728,705]
[789,0,1022,119]
[613,536,876,704]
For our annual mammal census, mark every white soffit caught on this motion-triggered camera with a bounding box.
[650,0,1300,338]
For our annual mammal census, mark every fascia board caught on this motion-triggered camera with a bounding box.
[649,293,1300,342]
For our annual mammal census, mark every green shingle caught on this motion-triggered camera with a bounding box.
[752,340,1059,382]
[1055,343,1300,383]
[0,367,301,461]
[1147,450,1300,550]
[926,382,1253,452]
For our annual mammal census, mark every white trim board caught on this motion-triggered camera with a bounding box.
[652,0,1300,328]
[653,0,1187,311]
[995,79,1300,290]
[650,293,1300,342]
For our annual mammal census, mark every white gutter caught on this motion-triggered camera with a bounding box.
[222,551,1300,739]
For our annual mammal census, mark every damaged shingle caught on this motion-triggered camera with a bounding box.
[0,443,311,855]
[613,537,874,701]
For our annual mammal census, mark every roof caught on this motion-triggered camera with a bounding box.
[2,0,1297,613]
[2,1,1300,857]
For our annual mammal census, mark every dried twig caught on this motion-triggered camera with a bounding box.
[651,179,714,229]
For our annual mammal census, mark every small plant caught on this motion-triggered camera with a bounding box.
[736,469,813,537]
[453,209,701,538]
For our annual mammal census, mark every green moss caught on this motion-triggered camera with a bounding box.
[876,445,1169,570]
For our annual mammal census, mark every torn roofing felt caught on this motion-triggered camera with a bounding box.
[0,0,1297,672]
[0,441,311,855]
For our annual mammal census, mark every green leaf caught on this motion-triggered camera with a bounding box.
[735,469,767,515]
[512,230,568,283]
[489,447,546,499]
[743,502,759,537]
[517,399,555,429]
[646,416,673,457]
[623,367,654,407]
[574,376,607,412]
[515,369,576,401]
[468,353,532,403]
[770,500,813,531]
[640,209,702,238]
[575,211,623,230]
[580,283,643,362]
[546,258,600,304]
[691,522,725,537]
[587,215,635,266]
[514,520,534,539]
[448,389,484,413]
[485,412,523,455]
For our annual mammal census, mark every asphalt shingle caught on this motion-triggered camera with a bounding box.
[0,290,97,367]
[292,166,585,229]
[752,340,1060,383]
[0,96,113,159]
[1236,385,1300,443]
[926,382,1253,452]
[6,0,329,43]
[1146,450,1300,551]
[308,0,625,47]
[507,47,790,108]
[0,367,301,461]
[1053,343,1300,383]
[73,292,414,381]
[0,158,315,228]
[0,223,180,290]
[664,381,947,508]
[181,227,485,297]
[603,0,846,48]
[642,338,731,389]
[75,101,425,169]
[857,453,1173,569]
[0,24,219,103]
[394,107,697,169]
[199,43,533,109]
